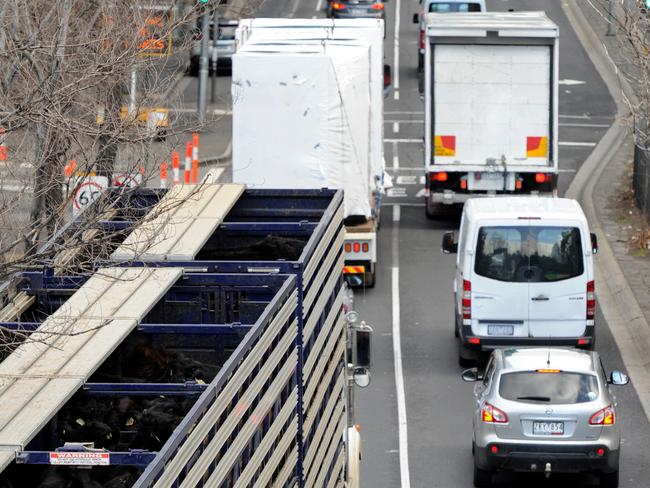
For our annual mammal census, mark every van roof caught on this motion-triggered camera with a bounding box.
[464,197,587,222]
[425,11,558,39]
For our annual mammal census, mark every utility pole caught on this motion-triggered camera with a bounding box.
[198,9,210,125]
[211,8,219,103]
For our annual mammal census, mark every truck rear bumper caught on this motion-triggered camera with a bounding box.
[430,190,556,204]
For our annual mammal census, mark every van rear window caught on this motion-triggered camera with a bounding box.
[429,3,483,12]
[474,226,584,282]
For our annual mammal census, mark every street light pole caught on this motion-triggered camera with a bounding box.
[198,10,209,125]
[211,8,219,103]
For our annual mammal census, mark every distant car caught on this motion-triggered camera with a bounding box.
[189,19,238,76]
[413,0,486,71]
[328,1,386,21]
[462,348,629,488]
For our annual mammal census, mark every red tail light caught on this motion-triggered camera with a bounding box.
[353,242,360,253]
[331,2,345,9]
[430,172,448,182]
[371,2,385,10]
[362,243,369,253]
[587,280,595,320]
[462,280,471,320]
[535,173,552,184]
[481,402,508,423]
[419,29,425,50]
[344,243,352,253]
[589,405,615,425]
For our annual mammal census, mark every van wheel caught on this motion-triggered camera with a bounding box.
[473,463,492,487]
[599,470,619,488]
[458,341,476,367]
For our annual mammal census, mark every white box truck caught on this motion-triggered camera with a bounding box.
[422,12,560,219]
[233,19,386,287]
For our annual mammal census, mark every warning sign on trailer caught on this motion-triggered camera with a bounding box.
[49,452,110,466]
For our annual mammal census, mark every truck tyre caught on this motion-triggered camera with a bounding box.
[364,270,376,289]
[473,463,492,487]
[418,53,423,72]
[425,196,439,220]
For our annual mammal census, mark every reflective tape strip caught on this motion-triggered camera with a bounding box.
[343,266,365,274]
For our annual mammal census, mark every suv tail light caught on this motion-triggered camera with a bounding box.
[481,402,508,423]
[371,2,385,10]
[587,280,595,320]
[419,29,425,50]
[589,405,615,425]
[462,280,471,320]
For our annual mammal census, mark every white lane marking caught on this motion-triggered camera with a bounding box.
[559,169,578,173]
[396,176,417,185]
[382,202,423,207]
[386,167,424,172]
[393,122,400,134]
[415,189,426,198]
[315,0,323,11]
[386,120,423,124]
[559,141,598,147]
[386,111,424,115]
[420,175,425,184]
[393,0,401,100]
[291,0,301,15]
[559,114,592,119]
[387,187,407,197]
[559,123,610,128]
[385,138,422,143]
[559,79,586,86]
[392,141,399,170]
[393,204,401,222]
[392,264,411,488]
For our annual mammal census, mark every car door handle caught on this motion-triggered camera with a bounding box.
[532,295,549,301]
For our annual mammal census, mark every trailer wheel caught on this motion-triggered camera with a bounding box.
[363,270,375,288]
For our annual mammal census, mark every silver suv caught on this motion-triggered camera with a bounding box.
[462,348,629,487]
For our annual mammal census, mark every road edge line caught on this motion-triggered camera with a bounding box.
[563,2,650,421]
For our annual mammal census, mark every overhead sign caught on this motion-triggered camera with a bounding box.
[73,176,109,217]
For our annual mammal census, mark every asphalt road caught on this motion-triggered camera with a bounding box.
[217,0,650,486]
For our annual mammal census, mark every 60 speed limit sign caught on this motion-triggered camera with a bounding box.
[73,176,108,216]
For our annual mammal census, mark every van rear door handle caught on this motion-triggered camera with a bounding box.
[532,295,549,301]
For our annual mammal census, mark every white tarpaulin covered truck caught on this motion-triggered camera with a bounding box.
[422,12,559,218]
[233,19,385,287]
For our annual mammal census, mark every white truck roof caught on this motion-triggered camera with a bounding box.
[464,197,586,222]
[425,11,559,38]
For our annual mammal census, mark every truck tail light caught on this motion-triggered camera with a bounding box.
[331,2,345,10]
[589,405,615,425]
[419,29,425,50]
[371,2,384,10]
[462,280,471,320]
[535,173,552,184]
[353,242,360,253]
[344,243,352,253]
[587,280,595,320]
[362,243,369,253]
[430,172,448,182]
[481,402,508,423]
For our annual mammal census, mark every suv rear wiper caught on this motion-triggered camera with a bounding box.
[516,395,551,402]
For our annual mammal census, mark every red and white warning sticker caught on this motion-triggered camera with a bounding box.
[49,452,110,466]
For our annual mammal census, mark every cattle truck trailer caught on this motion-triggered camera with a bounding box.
[0,185,371,488]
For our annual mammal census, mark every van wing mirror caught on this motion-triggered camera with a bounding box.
[442,231,457,254]
[591,233,598,254]
[383,64,393,99]
[413,13,419,23]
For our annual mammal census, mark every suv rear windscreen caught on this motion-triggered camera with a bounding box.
[500,371,599,404]
[429,3,482,12]
[475,226,584,282]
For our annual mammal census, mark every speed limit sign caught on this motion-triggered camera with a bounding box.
[73,176,109,217]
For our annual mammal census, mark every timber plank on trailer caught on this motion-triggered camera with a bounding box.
[0,268,181,472]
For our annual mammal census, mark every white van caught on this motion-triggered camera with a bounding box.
[413,0,487,71]
[441,197,598,366]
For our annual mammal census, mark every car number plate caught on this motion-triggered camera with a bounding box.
[533,421,564,436]
[487,324,514,336]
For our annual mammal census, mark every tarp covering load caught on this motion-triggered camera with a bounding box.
[232,42,373,218]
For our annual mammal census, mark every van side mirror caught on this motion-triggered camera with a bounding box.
[413,13,419,24]
[461,367,482,382]
[591,233,598,254]
[354,324,373,369]
[442,231,457,254]
[353,367,371,388]
[608,371,629,386]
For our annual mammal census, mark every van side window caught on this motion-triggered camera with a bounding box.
[475,226,584,282]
